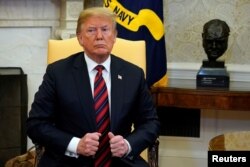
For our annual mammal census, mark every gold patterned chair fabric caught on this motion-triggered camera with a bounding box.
[209,131,250,151]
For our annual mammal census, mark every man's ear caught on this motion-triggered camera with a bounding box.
[113,30,118,43]
[77,33,84,46]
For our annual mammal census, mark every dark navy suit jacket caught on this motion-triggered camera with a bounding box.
[26,52,160,167]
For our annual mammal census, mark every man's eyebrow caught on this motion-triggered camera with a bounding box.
[101,25,110,28]
[87,25,110,28]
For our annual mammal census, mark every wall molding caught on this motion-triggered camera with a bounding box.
[55,0,84,39]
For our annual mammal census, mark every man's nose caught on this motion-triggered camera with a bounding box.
[96,29,103,39]
[212,41,217,48]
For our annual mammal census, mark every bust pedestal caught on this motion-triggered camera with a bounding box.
[196,60,230,88]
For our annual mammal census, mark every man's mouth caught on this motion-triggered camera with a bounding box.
[95,44,106,48]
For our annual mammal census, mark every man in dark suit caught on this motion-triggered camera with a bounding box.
[26,7,159,167]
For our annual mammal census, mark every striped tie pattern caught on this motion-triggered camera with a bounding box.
[94,65,111,167]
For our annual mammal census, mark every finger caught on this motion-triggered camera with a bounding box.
[90,132,102,140]
[111,145,126,157]
[108,132,115,139]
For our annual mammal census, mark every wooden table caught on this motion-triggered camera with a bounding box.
[150,79,250,166]
[150,79,250,111]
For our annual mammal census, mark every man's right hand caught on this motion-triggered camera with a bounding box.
[76,132,101,156]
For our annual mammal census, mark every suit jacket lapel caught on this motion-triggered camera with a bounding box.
[110,55,124,132]
[72,53,96,131]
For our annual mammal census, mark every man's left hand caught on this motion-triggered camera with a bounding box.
[108,132,129,157]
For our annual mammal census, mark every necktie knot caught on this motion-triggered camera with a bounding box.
[95,65,104,73]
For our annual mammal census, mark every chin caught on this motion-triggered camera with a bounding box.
[95,51,110,57]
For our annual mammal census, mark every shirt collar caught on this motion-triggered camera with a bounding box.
[84,53,111,73]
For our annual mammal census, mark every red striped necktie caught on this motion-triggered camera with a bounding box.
[94,65,111,167]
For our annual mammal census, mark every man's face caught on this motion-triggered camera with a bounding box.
[77,16,117,60]
[202,25,228,61]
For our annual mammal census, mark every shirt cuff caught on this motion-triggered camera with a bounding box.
[124,139,132,157]
[65,137,80,158]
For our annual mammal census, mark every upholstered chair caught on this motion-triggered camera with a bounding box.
[46,37,158,167]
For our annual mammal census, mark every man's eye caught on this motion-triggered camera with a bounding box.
[102,28,110,33]
[87,29,95,33]
[102,28,108,31]
[87,28,98,34]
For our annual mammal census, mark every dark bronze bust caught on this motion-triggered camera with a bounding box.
[197,19,230,88]
[202,19,230,67]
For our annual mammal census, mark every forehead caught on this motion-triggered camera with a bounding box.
[84,16,113,27]
[204,25,227,39]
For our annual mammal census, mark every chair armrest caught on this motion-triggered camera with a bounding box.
[34,144,44,167]
[34,140,160,167]
[148,139,159,167]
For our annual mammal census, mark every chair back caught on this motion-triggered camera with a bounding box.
[47,37,146,75]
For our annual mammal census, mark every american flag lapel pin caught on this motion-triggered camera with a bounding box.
[118,75,122,80]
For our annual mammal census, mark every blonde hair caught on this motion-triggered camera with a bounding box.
[76,7,117,34]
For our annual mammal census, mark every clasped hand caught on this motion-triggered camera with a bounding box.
[77,132,129,157]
